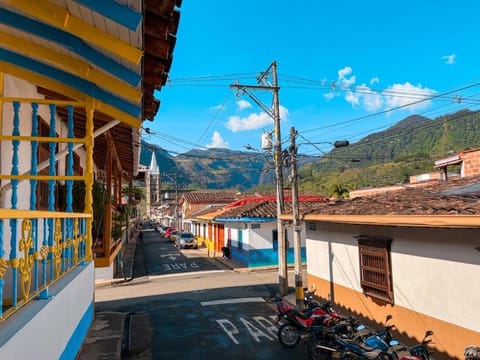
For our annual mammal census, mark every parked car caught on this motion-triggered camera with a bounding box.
[175,232,198,249]
[168,230,178,242]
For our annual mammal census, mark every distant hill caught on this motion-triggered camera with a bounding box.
[139,143,278,191]
[140,109,480,193]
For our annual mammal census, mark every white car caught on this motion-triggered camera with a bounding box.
[175,232,198,249]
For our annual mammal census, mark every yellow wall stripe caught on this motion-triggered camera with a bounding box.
[0,30,141,104]
[4,0,142,65]
[0,61,141,128]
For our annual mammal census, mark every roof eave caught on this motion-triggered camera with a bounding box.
[215,217,275,223]
[285,214,480,228]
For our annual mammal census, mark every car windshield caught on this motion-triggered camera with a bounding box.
[181,233,193,239]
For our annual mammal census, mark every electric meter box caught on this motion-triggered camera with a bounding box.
[261,133,273,150]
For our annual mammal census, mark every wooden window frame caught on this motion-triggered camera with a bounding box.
[357,236,394,304]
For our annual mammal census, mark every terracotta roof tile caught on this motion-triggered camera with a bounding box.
[215,199,329,220]
[182,190,239,204]
[303,177,480,216]
[190,205,225,217]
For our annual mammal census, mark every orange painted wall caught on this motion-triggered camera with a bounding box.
[307,274,479,359]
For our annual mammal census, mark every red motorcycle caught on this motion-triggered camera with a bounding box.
[275,296,347,348]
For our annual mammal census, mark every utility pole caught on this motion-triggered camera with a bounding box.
[231,61,288,296]
[290,126,304,309]
[174,170,179,230]
[271,62,288,296]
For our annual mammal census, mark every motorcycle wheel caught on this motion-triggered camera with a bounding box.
[307,336,334,360]
[376,353,394,360]
[339,355,358,360]
[277,323,301,348]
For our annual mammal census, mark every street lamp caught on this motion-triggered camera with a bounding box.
[289,127,349,309]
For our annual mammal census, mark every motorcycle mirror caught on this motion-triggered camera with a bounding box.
[385,314,393,322]
[424,330,434,337]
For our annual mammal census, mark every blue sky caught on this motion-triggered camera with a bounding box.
[146,1,480,156]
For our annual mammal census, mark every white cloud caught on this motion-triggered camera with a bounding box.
[345,91,360,106]
[279,105,289,120]
[442,54,456,65]
[325,67,437,113]
[206,131,229,148]
[324,66,357,101]
[225,105,289,132]
[338,66,356,87]
[236,99,252,110]
[361,90,383,112]
[383,82,436,111]
[226,113,272,132]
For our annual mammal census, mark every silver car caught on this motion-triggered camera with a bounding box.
[176,232,198,249]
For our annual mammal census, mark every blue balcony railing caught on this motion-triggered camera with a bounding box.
[0,97,94,322]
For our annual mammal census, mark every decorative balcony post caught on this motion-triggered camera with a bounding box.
[48,104,57,280]
[66,105,74,269]
[9,101,20,308]
[30,102,39,291]
[84,98,95,261]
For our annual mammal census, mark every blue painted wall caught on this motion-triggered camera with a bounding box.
[231,246,306,268]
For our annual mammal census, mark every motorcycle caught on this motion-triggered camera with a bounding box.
[356,315,400,351]
[393,330,434,360]
[465,346,480,360]
[303,287,341,315]
[334,337,395,360]
[308,315,399,360]
[275,295,345,348]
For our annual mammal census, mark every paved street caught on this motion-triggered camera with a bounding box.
[80,228,308,359]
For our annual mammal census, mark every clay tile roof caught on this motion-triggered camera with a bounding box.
[182,190,240,204]
[217,201,278,220]
[215,198,330,220]
[302,176,480,216]
[190,205,225,218]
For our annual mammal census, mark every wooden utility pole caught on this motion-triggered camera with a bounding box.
[290,126,304,309]
[230,61,288,296]
[272,62,288,296]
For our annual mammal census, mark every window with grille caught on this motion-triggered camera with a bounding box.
[357,236,394,304]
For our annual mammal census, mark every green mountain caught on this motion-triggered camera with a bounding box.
[301,109,480,194]
[140,109,480,194]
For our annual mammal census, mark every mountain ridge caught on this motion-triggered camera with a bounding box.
[140,108,480,193]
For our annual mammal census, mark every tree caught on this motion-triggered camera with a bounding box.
[330,183,349,199]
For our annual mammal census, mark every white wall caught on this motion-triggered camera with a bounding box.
[248,222,276,250]
[0,262,95,359]
[307,222,480,333]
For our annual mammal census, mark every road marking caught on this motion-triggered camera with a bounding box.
[216,316,277,345]
[160,253,180,261]
[147,270,227,280]
[201,297,266,306]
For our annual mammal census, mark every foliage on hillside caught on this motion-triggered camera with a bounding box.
[140,109,480,194]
